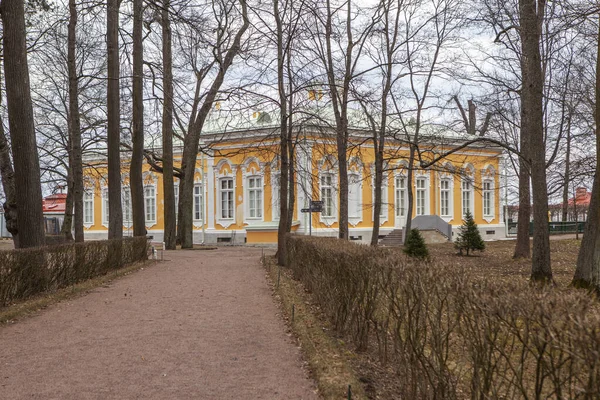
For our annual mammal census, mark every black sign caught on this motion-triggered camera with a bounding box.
[301,200,324,213]
[309,200,323,213]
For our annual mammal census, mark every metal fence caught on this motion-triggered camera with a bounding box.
[507,221,586,236]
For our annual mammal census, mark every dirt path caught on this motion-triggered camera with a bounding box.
[0,247,318,399]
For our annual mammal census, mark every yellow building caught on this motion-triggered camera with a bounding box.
[82,122,505,244]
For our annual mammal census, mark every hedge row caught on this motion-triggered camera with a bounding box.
[286,235,600,399]
[0,237,148,307]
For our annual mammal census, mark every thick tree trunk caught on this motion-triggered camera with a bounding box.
[67,0,83,242]
[572,14,600,291]
[371,152,383,245]
[0,116,18,247]
[162,0,176,249]
[60,167,75,241]
[513,8,532,260]
[107,0,122,239]
[520,0,551,282]
[337,127,349,240]
[130,0,145,238]
[1,0,45,248]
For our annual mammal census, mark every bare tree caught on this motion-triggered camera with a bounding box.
[61,0,85,242]
[107,0,122,239]
[177,0,249,248]
[161,0,176,249]
[130,0,145,237]
[519,0,551,282]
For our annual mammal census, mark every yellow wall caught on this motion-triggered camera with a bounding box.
[83,138,502,234]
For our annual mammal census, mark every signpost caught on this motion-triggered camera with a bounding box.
[301,200,324,236]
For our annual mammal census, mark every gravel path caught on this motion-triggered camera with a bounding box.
[0,247,318,399]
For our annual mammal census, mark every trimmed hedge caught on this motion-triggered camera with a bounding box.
[0,237,148,307]
[286,235,600,399]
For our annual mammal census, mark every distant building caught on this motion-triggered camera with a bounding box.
[42,192,67,235]
[549,187,590,222]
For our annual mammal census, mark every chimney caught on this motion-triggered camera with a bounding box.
[576,187,587,198]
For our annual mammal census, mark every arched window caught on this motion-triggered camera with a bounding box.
[318,155,338,224]
[214,159,237,228]
[482,165,496,222]
[439,162,454,221]
[142,172,158,227]
[242,157,265,223]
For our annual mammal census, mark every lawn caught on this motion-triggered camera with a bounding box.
[426,238,582,287]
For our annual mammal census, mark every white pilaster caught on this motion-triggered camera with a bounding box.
[207,156,215,229]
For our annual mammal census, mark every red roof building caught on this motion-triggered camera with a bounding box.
[42,193,67,215]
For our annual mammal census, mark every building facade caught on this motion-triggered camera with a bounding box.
[82,125,505,244]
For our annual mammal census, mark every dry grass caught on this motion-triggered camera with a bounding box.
[0,260,153,325]
[426,238,581,286]
[263,255,366,400]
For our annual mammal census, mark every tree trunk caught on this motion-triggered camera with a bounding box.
[513,8,532,260]
[520,0,551,282]
[513,137,531,259]
[0,115,18,247]
[162,0,176,249]
[404,146,415,243]
[286,142,294,234]
[67,0,84,242]
[275,0,289,265]
[561,128,571,222]
[130,0,145,238]
[337,126,349,240]
[107,0,122,239]
[1,0,45,248]
[572,13,600,291]
[60,166,75,241]
[371,152,383,245]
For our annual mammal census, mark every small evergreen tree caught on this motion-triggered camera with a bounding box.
[455,211,485,256]
[403,228,429,260]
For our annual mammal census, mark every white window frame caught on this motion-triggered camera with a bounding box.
[101,188,109,227]
[395,175,407,218]
[174,183,179,221]
[371,175,389,225]
[219,177,235,220]
[416,178,427,216]
[83,190,94,228]
[483,179,495,222]
[246,176,264,220]
[194,184,204,222]
[215,160,237,229]
[144,185,157,226]
[122,187,133,228]
[320,173,337,221]
[461,177,474,219]
[271,171,280,221]
[439,177,454,222]
[348,172,362,225]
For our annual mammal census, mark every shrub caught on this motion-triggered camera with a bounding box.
[0,237,148,307]
[283,235,600,399]
[403,228,429,260]
[455,211,485,255]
